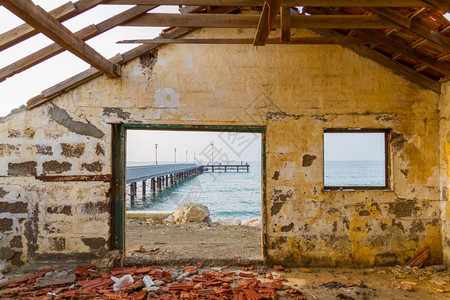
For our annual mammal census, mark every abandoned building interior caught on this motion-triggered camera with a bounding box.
[1,0,450,297]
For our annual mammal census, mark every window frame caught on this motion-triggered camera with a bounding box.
[323,128,391,191]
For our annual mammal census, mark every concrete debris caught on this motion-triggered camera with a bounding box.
[36,271,76,288]
[111,274,134,292]
[0,273,7,285]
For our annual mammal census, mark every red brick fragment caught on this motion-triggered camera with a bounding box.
[273,265,284,271]
[135,267,151,274]
[245,289,263,299]
[239,272,255,278]
[196,262,203,268]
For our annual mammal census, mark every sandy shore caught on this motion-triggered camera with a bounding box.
[125,219,261,266]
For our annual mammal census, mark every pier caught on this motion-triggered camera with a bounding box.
[126,163,250,202]
[202,164,249,172]
[126,163,203,202]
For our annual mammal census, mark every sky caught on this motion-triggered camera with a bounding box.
[0,2,179,117]
[126,130,262,164]
[324,132,385,161]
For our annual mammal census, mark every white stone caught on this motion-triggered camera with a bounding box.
[172,203,210,224]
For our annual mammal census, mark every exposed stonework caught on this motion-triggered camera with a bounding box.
[47,205,72,215]
[42,160,72,175]
[61,143,85,158]
[0,144,19,157]
[82,237,107,250]
[8,161,37,176]
[35,145,53,155]
[81,162,102,173]
[302,155,317,167]
[0,218,13,232]
[0,202,27,214]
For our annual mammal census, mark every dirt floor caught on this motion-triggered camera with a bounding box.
[1,222,449,299]
[121,220,450,299]
[2,260,450,299]
[125,219,262,266]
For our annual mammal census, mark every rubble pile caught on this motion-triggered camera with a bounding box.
[0,264,306,299]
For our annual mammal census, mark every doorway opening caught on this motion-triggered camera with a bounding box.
[112,124,266,265]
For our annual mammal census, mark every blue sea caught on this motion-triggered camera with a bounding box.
[126,161,262,221]
[126,160,385,220]
[324,160,385,187]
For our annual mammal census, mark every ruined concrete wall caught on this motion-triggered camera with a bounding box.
[0,28,442,267]
[440,82,450,265]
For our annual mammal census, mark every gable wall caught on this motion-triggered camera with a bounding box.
[0,28,442,267]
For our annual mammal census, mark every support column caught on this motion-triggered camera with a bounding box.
[170,174,174,187]
[157,177,162,192]
[166,175,169,186]
[151,178,156,195]
[142,180,146,198]
[130,182,136,204]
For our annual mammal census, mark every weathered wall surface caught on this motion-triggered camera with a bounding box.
[440,82,450,265]
[0,28,443,267]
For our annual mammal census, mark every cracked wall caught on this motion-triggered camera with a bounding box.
[0,28,444,267]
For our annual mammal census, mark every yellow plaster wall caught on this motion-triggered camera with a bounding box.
[439,82,450,265]
[0,28,443,266]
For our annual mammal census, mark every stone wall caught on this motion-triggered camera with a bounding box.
[0,28,443,267]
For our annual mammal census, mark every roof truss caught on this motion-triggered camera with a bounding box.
[0,0,119,77]
[0,0,448,110]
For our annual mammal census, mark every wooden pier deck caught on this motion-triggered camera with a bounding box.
[126,163,250,201]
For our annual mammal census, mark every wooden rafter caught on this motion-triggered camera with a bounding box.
[118,36,373,44]
[315,29,440,92]
[0,0,119,77]
[0,0,104,52]
[306,7,450,77]
[0,5,157,83]
[369,7,450,50]
[107,0,431,7]
[281,6,291,42]
[421,0,450,13]
[254,0,281,46]
[124,13,400,29]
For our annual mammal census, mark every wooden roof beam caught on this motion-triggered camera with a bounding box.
[315,29,440,93]
[358,29,450,76]
[0,5,157,83]
[281,6,291,42]
[0,0,104,52]
[254,0,281,46]
[118,36,374,44]
[107,0,431,7]
[421,0,450,13]
[369,7,450,51]
[306,7,450,77]
[1,0,119,77]
[124,13,400,29]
